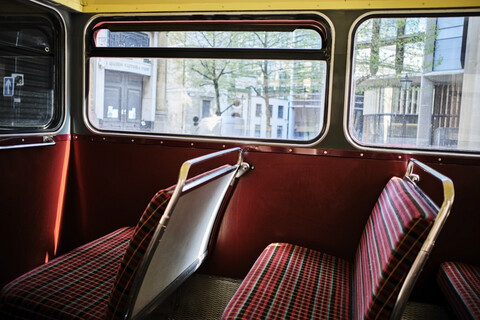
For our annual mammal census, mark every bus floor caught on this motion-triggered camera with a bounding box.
[148,273,452,320]
[150,273,242,319]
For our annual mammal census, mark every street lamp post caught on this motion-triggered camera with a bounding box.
[400,74,412,139]
[400,74,412,113]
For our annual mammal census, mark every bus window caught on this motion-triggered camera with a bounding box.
[348,14,480,153]
[0,16,61,131]
[86,16,331,142]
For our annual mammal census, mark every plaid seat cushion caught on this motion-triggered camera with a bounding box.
[106,188,173,319]
[353,177,437,320]
[222,243,352,320]
[0,227,134,320]
[438,262,480,320]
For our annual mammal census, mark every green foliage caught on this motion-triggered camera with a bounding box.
[166,29,326,130]
[353,17,439,93]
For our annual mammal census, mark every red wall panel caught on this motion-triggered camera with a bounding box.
[0,139,69,288]
[4,135,478,304]
[59,138,224,252]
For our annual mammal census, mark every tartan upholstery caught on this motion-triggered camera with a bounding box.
[222,177,437,320]
[0,227,134,320]
[0,186,173,320]
[222,243,352,320]
[106,187,173,319]
[437,262,480,320]
[353,177,437,320]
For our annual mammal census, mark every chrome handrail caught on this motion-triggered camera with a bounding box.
[0,136,56,150]
[126,147,249,319]
[176,147,244,189]
[391,158,455,319]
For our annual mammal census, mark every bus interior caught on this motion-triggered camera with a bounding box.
[0,0,479,319]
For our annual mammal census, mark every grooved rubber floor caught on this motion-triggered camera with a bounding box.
[147,274,451,320]
[401,302,452,320]
[149,274,241,320]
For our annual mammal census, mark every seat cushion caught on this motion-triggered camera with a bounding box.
[106,188,173,319]
[0,227,134,320]
[222,243,352,320]
[438,262,480,320]
[353,177,437,320]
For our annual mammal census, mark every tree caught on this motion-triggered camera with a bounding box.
[165,28,327,138]
[191,58,231,116]
[221,29,325,138]
[353,17,437,91]
[188,31,237,115]
[166,31,238,117]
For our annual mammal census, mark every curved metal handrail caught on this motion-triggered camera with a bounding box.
[391,158,455,319]
[126,147,249,319]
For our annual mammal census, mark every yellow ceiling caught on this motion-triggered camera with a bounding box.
[52,0,480,13]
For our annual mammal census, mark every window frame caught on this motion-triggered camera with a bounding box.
[0,10,65,136]
[84,13,333,145]
[345,10,480,156]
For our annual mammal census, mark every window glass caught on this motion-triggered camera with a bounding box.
[95,29,323,49]
[87,20,329,141]
[434,17,465,71]
[349,15,480,153]
[405,18,426,35]
[89,57,326,139]
[380,18,398,39]
[0,18,57,130]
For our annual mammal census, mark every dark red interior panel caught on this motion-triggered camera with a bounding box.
[59,137,229,252]
[0,139,70,288]
[3,134,479,305]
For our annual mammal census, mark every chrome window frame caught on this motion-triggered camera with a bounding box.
[0,0,67,138]
[344,9,480,157]
[83,12,335,147]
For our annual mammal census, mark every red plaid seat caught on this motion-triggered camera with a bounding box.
[106,188,172,318]
[222,177,437,320]
[0,187,173,320]
[0,227,134,320]
[222,243,352,319]
[438,262,480,320]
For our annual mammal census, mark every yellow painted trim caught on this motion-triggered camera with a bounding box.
[52,0,480,13]
[49,0,85,12]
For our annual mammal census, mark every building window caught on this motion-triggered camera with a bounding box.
[255,104,262,117]
[107,31,149,47]
[278,105,284,119]
[434,17,466,71]
[202,100,211,118]
[254,124,261,137]
[349,14,480,153]
[277,125,283,138]
[86,14,330,142]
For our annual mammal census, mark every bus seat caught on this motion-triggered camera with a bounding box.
[0,227,135,319]
[0,147,249,320]
[222,159,454,320]
[437,261,480,320]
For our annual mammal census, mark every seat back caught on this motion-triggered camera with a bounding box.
[353,159,454,320]
[106,147,248,320]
